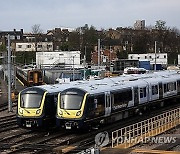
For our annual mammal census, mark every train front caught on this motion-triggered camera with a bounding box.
[56,88,88,129]
[17,87,46,128]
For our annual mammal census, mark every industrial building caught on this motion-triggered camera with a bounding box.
[36,51,81,69]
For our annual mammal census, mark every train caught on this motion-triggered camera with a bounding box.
[16,66,43,86]
[17,70,180,129]
[56,70,180,129]
[16,82,82,128]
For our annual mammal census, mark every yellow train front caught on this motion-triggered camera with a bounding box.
[17,85,58,128]
[56,88,90,129]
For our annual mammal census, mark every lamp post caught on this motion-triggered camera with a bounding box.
[154,41,157,71]
[72,56,75,81]
[7,34,12,112]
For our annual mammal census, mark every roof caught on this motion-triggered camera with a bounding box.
[21,70,180,95]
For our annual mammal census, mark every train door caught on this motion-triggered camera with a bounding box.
[134,87,139,106]
[105,92,111,116]
[159,82,163,99]
[33,71,38,84]
[177,80,180,94]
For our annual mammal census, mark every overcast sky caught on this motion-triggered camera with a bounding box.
[0,0,179,32]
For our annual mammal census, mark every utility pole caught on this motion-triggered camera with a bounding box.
[83,46,86,80]
[154,41,157,71]
[72,56,75,81]
[7,34,12,112]
[98,39,100,68]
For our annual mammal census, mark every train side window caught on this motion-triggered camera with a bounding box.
[112,89,132,107]
[164,84,167,93]
[174,82,177,90]
[177,80,180,87]
[152,85,158,95]
[94,94,105,115]
[140,87,146,98]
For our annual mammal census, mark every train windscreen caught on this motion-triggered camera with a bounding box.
[21,93,42,108]
[60,93,84,110]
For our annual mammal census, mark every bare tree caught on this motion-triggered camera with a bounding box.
[31,24,43,34]
[31,24,43,53]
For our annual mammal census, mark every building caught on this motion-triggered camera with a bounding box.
[36,51,81,68]
[178,55,180,66]
[128,53,167,65]
[134,20,145,30]
[16,42,53,52]
[91,49,117,65]
[112,59,139,74]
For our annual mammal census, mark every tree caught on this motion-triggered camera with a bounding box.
[31,24,43,53]
[31,24,43,34]
[155,20,166,30]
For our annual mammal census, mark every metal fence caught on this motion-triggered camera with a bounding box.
[112,107,180,148]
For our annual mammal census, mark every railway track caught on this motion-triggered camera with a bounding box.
[65,103,180,153]
[0,95,180,153]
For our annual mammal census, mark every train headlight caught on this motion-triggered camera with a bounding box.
[76,111,81,116]
[36,109,41,114]
[19,108,23,114]
[59,110,63,115]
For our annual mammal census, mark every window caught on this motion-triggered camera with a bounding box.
[112,89,132,110]
[18,45,22,48]
[21,93,42,108]
[145,56,147,59]
[152,85,158,95]
[47,45,52,48]
[140,87,146,98]
[27,45,31,48]
[94,94,105,115]
[17,35,21,40]
[149,56,152,59]
[164,55,166,58]
[164,82,176,93]
[38,45,42,48]
[61,94,83,110]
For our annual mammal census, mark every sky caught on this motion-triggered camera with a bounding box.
[0,0,180,33]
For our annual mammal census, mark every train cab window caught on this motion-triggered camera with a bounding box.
[140,87,146,98]
[61,94,83,110]
[21,93,42,108]
[152,85,158,95]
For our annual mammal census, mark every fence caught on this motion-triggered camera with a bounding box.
[112,107,180,148]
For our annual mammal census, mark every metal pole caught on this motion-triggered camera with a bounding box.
[98,39,100,68]
[7,34,12,112]
[154,41,157,71]
[14,55,17,90]
[73,56,74,81]
[84,46,86,80]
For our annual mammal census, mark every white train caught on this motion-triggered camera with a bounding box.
[56,70,180,129]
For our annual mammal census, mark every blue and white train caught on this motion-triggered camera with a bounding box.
[56,71,180,129]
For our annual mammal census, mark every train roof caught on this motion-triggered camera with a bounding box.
[21,70,180,95]
[61,70,180,94]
